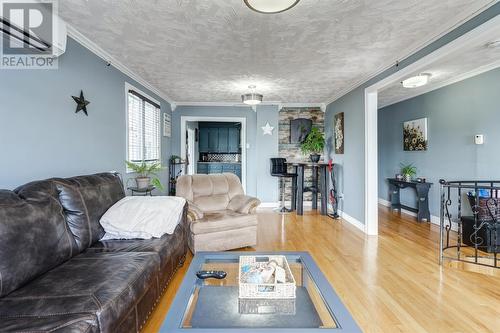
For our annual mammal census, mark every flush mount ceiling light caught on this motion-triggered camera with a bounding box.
[241,85,263,105]
[401,73,432,89]
[244,0,300,14]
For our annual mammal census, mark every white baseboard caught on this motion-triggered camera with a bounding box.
[337,209,366,233]
[378,198,457,231]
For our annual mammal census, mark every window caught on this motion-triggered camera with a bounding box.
[126,88,161,165]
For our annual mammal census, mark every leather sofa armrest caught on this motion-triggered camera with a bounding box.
[227,195,261,214]
[186,200,204,221]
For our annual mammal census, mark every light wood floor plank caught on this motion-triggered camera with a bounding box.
[142,206,500,333]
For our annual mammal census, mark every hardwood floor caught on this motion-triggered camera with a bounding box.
[142,206,500,333]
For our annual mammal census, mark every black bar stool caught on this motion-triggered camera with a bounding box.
[270,158,297,213]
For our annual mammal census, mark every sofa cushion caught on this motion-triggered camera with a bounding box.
[0,190,75,297]
[1,314,98,333]
[15,173,125,252]
[0,252,160,333]
[190,209,258,235]
[87,221,187,275]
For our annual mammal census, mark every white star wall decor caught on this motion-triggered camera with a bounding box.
[261,122,274,136]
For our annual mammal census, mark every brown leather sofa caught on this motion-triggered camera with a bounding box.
[0,173,188,333]
[176,173,260,252]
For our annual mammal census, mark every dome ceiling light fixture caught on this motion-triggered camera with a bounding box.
[401,73,432,89]
[244,0,300,14]
[241,85,263,105]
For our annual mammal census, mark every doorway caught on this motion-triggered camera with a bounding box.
[180,116,247,192]
[363,15,500,236]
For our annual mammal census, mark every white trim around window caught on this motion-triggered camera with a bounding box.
[125,82,162,173]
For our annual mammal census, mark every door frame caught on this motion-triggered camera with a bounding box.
[363,15,500,236]
[180,116,247,192]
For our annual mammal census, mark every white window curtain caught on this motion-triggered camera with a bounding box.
[127,90,161,164]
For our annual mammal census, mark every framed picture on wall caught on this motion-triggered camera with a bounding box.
[163,113,171,137]
[403,117,427,151]
[334,112,344,154]
[290,118,312,143]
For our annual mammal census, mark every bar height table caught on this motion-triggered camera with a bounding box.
[289,161,330,216]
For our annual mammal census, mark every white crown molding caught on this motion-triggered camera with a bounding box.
[379,60,500,108]
[66,24,174,105]
[174,101,325,110]
[322,1,498,106]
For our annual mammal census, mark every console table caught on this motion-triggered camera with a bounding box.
[388,178,432,222]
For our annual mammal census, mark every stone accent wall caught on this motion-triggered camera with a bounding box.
[278,108,324,201]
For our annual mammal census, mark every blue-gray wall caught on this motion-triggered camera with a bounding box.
[0,38,172,190]
[171,105,279,201]
[325,3,500,224]
[378,67,500,217]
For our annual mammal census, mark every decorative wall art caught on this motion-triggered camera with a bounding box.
[261,122,274,136]
[163,112,171,137]
[334,112,344,154]
[403,117,428,151]
[72,90,90,116]
[290,118,312,143]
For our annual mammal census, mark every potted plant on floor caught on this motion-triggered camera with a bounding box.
[125,160,164,190]
[301,127,325,163]
[400,163,417,182]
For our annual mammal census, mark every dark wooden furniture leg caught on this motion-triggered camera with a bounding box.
[389,183,401,212]
[319,165,328,215]
[312,165,318,210]
[297,165,304,215]
[416,183,431,221]
[291,165,298,211]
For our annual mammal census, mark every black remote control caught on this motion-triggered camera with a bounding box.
[196,270,227,280]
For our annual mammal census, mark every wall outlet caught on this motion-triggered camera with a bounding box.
[338,193,344,199]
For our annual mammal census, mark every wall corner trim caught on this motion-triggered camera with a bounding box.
[66,24,174,105]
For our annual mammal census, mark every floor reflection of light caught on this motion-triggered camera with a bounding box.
[281,214,286,244]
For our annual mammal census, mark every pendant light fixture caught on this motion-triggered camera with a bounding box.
[244,0,300,14]
[241,85,263,105]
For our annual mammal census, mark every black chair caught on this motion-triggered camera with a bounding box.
[270,158,297,213]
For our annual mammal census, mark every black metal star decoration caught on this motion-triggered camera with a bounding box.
[72,90,90,116]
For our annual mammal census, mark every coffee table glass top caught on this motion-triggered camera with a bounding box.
[161,252,361,332]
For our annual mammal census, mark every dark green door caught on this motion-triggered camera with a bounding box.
[199,127,209,153]
[228,127,240,153]
[208,128,219,152]
[218,128,229,152]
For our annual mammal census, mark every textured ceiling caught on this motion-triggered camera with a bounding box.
[378,26,500,108]
[59,0,495,103]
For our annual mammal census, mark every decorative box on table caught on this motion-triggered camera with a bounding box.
[238,255,296,299]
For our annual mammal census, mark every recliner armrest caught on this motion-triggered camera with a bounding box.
[186,200,204,221]
[227,195,261,214]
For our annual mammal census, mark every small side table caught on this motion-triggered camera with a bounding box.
[128,186,155,196]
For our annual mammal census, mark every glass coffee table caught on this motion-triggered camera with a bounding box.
[161,252,361,332]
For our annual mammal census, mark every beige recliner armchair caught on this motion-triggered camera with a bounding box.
[176,173,261,253]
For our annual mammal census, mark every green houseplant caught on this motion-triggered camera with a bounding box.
[301,127,325,162]
[125,161,164,190]
[400,163,417,182]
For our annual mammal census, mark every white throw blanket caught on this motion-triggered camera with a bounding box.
[100,196,186,240]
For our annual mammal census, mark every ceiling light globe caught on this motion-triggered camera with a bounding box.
[401,74,432,89]
[242,93,263,105]
[244,0,300,14]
